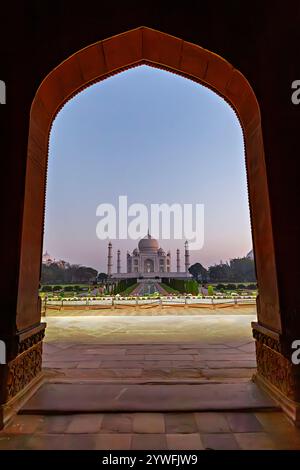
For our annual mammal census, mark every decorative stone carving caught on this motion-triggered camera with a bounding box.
[6,329,45,400]
[252,327,282,353]
[18,330,45,354]
[255,340,296,399]
[253,322,300,406]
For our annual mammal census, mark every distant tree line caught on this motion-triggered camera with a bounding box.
[41,263,98,284]
[215,283,257,290]
[189,257,256,283]
[41,284,88,292]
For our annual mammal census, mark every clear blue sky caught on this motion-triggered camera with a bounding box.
[44,65,252,272]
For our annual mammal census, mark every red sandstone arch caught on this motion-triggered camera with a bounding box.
[18,26,281,335]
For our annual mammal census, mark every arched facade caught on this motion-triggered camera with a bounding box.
[23,27,279,330]
[144,259,155,273]
[1,26,299,427]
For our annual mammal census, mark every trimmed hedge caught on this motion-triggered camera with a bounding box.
[164,278,199,295]
[113,278,137,295]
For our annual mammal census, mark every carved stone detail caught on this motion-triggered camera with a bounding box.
[6,329,45,400]
[6,343,43,401]
[18,330,45,354]
[252,328,282,353]
[255,340,296,399]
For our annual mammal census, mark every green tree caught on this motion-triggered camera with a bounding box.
[247,283,257,290]
[63,285,74,292]
[41,285,52,292]
[188,263,208,282]
[226,283,236,290]
[53,285,62,291]
[216,283,225,290]
[97,272,108,283]
[208,263,231,282]
[207,285,214,296]
[229,257,256,282]
[41,263,98,284]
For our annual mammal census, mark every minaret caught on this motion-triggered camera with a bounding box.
[176,249,180,273]
[117,249,121,274]
[107,242,112,277]
[184,241,190,273]
[167,250,171,273]
[127,251,131,273]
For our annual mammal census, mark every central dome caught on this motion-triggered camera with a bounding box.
[138,233,159,253]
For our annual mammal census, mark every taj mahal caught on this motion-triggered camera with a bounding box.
[107,232,192,280]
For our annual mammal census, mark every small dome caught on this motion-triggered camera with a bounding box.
[138,233,159,253]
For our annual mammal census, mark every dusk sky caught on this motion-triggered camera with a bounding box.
[44,65,252,272]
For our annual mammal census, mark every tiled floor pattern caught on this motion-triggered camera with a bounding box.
[3,313,295,449]
[43,340,256,382]
[1,411,300,449]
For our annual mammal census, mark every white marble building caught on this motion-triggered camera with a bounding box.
[107,233,192,280]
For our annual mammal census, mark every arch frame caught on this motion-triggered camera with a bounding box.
[4,26,292,425]
[23,26,280,330]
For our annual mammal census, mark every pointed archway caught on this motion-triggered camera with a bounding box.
[3,27,296,427]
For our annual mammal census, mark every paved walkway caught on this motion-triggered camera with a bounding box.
[42,340,256,381]
[2,313,300,449]
[130,281,169,296]
[42,313,257,381]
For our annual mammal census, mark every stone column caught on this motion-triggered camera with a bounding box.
[249,87,300,424]
[0,78,47,428]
